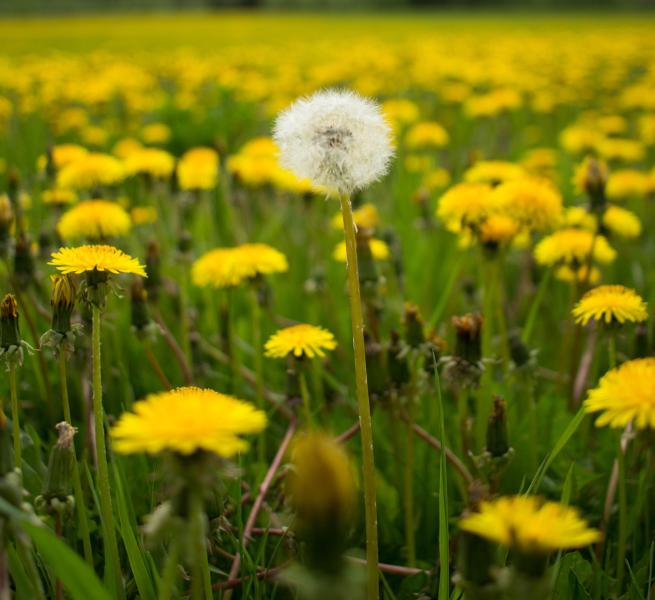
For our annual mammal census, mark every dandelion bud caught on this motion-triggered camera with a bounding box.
[404,302,425,349]
[144,240,162,301]
[388,330,410,389]
[131,280,150,333]
[37,422,75,515]
[356,228,380,289]
[50,275,76,334]
[576,157,608,213]
[13,232,35,287]
[0,294,21,350]
[288,431,357,569]
[509,331,531,367]
[178,229,193,255]
[364,333,386,400]
[453,313,483,364]
[486,396,509,458]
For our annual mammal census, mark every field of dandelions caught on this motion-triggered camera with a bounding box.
[0,12,654,600]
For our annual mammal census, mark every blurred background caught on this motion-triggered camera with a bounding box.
[2,0,653,15]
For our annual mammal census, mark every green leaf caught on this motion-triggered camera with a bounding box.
[0,497,111,600]
[113,462,158,600]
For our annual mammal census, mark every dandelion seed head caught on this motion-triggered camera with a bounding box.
[273,89,393,194]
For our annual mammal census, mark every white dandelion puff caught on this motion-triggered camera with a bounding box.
[273,89,394,195]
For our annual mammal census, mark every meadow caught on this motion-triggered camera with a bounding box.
[0,11,654,600]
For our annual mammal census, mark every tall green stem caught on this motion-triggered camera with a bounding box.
[9,366,20,470]
[339,193,379,600]
[59,352,94,565]
[92,305,123,599]
[616,433,627,592]
[403,400,416,567]
[190,491,212,600]
[252,292,265,461]
[158,538,179,600]
[299,369,313,428]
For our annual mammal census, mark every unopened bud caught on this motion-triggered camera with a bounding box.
[404,302,425,348]
[40,422,76,504]
[145,240,161,301]
[453,313,483,364]
[0,294,20,349]
[388,330,410,389]
[50,275,76,334]
[13,232,35,287]
[486,396,509,458]
[131,280,150,332]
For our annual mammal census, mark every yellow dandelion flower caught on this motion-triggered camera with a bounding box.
[404,121,449,149]
[57,200,131,241]
[382,98,420,129]
[560,206,597,231]
[602,205,641,239]
[191,243,288,288]
[333,238,389,262]
[520,148,557,177]
[49,245,146,277]
[572,285,647,326]
[555,265,601,285]
[436,182,493,232]
[112,386,266,456]
[42,188,77,206]
[46,144,89,170]
[130,206,157,226]
[124,148,175,179]
[140,122,171,145]
[421,168,451,191]
[490,177,563,231]
[534,228,616,266]
[479,214,519,246]
[331,203,379,231]
[113,138,143,159]
[606,169,652,201]
[464,161,526,185]
[57,152,125,190]
[459,496,600,553]
[595,138,645,162]
[559,125,603,155]
[585,358,655,429]
[177,147,219,191]
[265,324,337,359]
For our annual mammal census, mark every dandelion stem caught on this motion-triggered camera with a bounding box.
[9,365,20,470]
[403,399,416,567]
[59,352,93,566]
[608,334,617,370]
[158,538,179,600]
[189,489,211,600]
[251,290,266,460]
[339,192,379,600]
[616,432,627,592]
[299,369,313,427]
[91,305,123,599]
[521,265,553,344]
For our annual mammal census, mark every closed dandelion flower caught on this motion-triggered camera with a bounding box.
[585,358,655,429]
[333,238,389,262]
[436,182,493,232]
[112,386,266,456]
[464,160,526,185]
[191,243,288,288]
[273,89,393,194]
[57,200,131,241]
[490,177,563,231]
[265,324,337,359]
[177,147,219,190]
[572,285,647,326]
[573,156,608,196]
[57,152,124,190]
[459,495,600,554]
[602,205,641,238]
[534,228,616,266]
[124,147,175,179]
[49,245,146,277]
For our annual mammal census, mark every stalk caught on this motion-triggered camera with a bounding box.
[403,400,416,567]
[158,539,179,600]
[299,369,313,428]
[59,352,94,565]
[91,305,123,599]
[616,433,627,592]
[339,193,379,600]
[252,291,265,461]
[190,491,212,600]
[9,366,20,469]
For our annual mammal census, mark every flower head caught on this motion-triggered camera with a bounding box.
[42,188,77,206]
[602,206,641,239]
[459,495,600,554]
[585,358,655,429]
[331,202,379,231]
[479,214,519,247]
[464,160,526,185]
[534,228,616,266]
[490,177,562,231]
[112,386,266,456]
[56,153,124,190]
[49,245,146,277]
[436,182,493,233]
[191,243,288,288]
[57,200,131,241]
[273,89,393,194]
[265,324,337,359]
[124,147,175,179]
[177,147,219,191]
[573,285,647,327]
